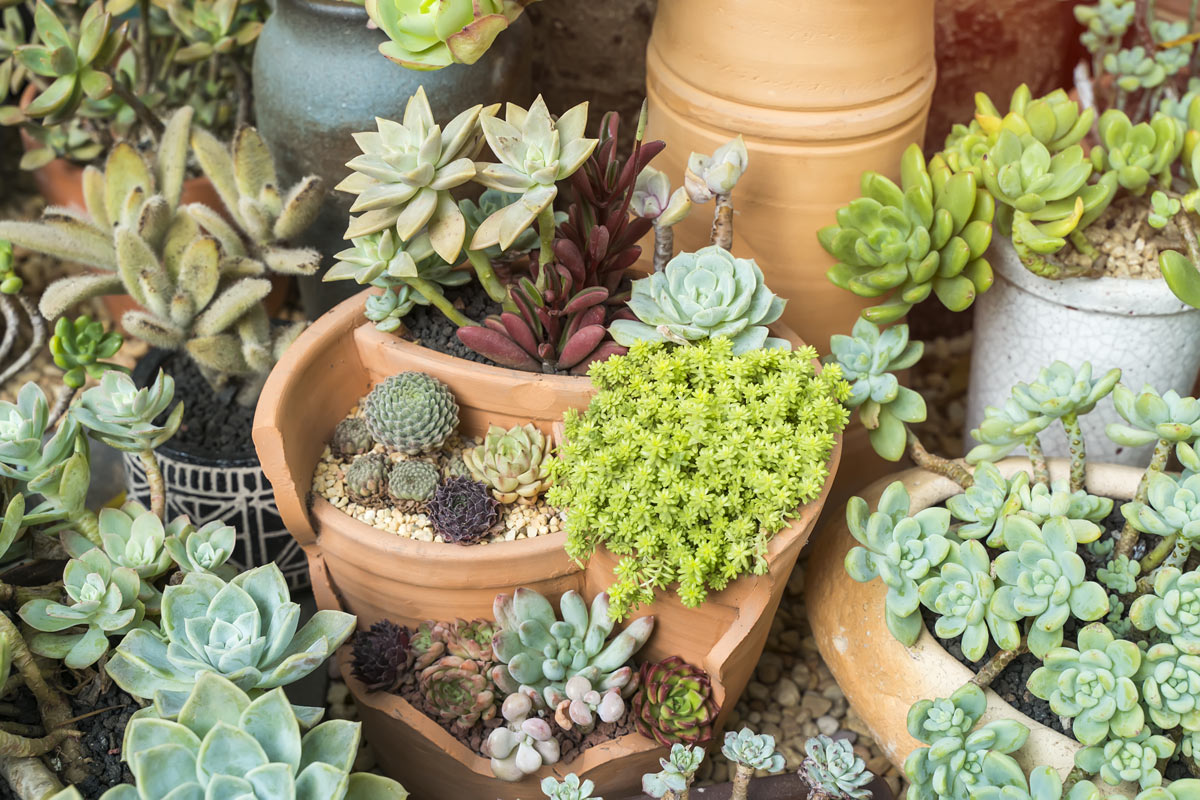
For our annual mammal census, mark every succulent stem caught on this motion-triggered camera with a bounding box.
[137,0,152,96]
[1141,533,1179,574]
[406,277,478,329]
[711,194,734,250]
[1014,237,1094,279]
[70,509,103,548]
[109,77,164,139]
[731,763,754,800]
[1175,208,1200,266]
[537,207,557,270]
[1025,435,1050,487]
[139,450,166,520]
[0,755,65,799]
[0,295,46,387]
[463,249,511,306]
[1117,438,1173,559]
[1063,413,1087,492]
[45,385,77,432]
[653,223,674,273]
[1191,0,1199,33]
[969,641,1027,689]
[907,430,974,489]
[1068,230,1098,260]
[1165,536,1193,570]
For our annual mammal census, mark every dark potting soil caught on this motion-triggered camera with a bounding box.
[150,350,257,461]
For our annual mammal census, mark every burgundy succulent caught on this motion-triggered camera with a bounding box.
[632,655,720,746]
[426,476,499,544]
[351,620,411,692]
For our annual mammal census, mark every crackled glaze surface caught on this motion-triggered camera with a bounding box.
[965,239,1200,465]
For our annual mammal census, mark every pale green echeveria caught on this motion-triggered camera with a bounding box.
[904,683,1028,800]
[1129,567,1200,653]
[62,502,176,612]
[366,0,533,71]
[973,85,1096,156]
[1089,110,1184,194]
[1107,384,1200,447]
[1012,480,1111,545]
[165,518,237,579]
[471,97,597,252]
[1122,471,1200,547]
[844,481,953,646]
[1010,361,1120,421]
[1097,555,1140,595]
[1026,623,1144,746]
[826,318,925,462]
[1105,46,1167,92]
[105,562,356,721]
[337,87,490,260]
[820,144,994,324]
[1152,20,1193,75]
[19,549,145,669]
[684,136,749,203]
[0,381,86,487]
[972,766,1102,800]
[631,165,691,228]
[460,189,566,260]
[946,462,1025,544]
[324,227,470,316]
[98,671,408,800]
[1182,441,1200,481]
[642,744,704,799]
[989,516,1109,658]
[610,245,788,355]
[966,399,1052,464]
[918,540,1019,662]
[721,728,785,773]
[1139,642,1200,731]
[72,369,184,453]
[801,735,873,800]
[541,774,598,800]
[1075,727,1175,789]
[363,285,429,332]
[1075,0,1135,54]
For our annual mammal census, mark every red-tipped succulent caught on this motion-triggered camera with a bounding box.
[632,655,720,746]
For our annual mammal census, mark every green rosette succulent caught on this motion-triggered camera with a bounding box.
[0,381,85,484]
[165,0,265,64]
[632,656,719,746]
[826,318,926,461]
[164,517,237,579]
[1098,555,1140,595]
[332,418,374,458]
[19,549,145,669]
[1106,385,1200,447]
[820,144,994,324]
[843,481,953,645]
[62,502,176,611]
[904,683,1028,800]
[800,735,874,800]
[1089,110,1184,194]
[460,189,566,260]
[1129,567,1200,652]
[966,398,1052,464]
[973,767,1101,800]
[463,423,553,504]
[641,744,704,800]
[418,655,496,729]
[1153,20,1193,75]
[1139,642,1200,731]
[17,1,123,124]
[989,516,1110,658]
[918,539,1020,661]
[945,462,1025,545]
[1027,623,1144,745]
[105,563,356,719]
[541,774,599,800]
[1075,0,1135,54]
[1105,46,1168,92]
[388,459,440,502]
[325,228,469,294]
[346,453,388,502]
[721,728,786,773]
[50,315,124,389]
[609,245,788,355]
[1012,480,1112,545]
[684,136,748,204]
[337,87,489,255]
[1075,727,1175,789]
[471,96,597,252]
[363,285,429,332]
[973,84,1096,156]
[363,371,459,455]
[72,369,184,453]
[1010,362,1121,423]
[1122,472,1200,558]
[365,0,537,70]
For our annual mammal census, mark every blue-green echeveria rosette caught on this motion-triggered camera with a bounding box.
[365,0,536,71]
[1026,623,1144,746]
[1075,727,1175,789]
[721,728,786,773]
[945,462,1025,545]
[989,516,1110,658]
[164,517,238,579]
[843,481,953,647]
[918,539,1020,661]
[1129,567,1200,652]
[1107,385,1200,447]
[61,502,175,610]
[1010,361,1121,421]
[71,369,184,453]
[610,245,788,356]
[1123,472,1200,545]
[1139,641,1200,731]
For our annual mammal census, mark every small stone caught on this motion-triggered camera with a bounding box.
[816,715,839,736]
[773,678,801,708]
[746,681,769,702]
[801,692,833,717]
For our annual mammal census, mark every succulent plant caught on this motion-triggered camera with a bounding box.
[974,85,1096,152]
[820,144,994,324]
[460,189,565,259]
[642,744,705,799]
[50,315,124,389]
[332,418,375,458]
[1010,361,1121,424]
[1097,554,1141,594]
[1090,110,1184,194]
[800,735,874,800]
[62,502,175,610]
[945,462,1025,545]
[1075,727,1175,788]
[351,620,411,692]
[72,369,182,453]
[440,617,496,662]
[632,655,719,746]
[989,516,1110,657]
[844,481,953,645]
[105,563,356,719]
[19,549,145,668]
[1129,567,1200,652]
[491,588,653,708]
[486,692,561,781]
[1149,190,1183,228]
[324,229,471,316]
[971,766,1099,800]
[365,0,537,70]
[363,372,459,455]
[683,135,748,205]
[541,774,600,800]
[418,654,496,729]
[722,728,786,773]
[1123,472,1200,567]
[161,516,236,579]
[345,453,389,502]
[425,476,498,543]
[409,620,448,670]
[0,381,84,484]
[165,0,265,63]
[463,423,552,503]
[1138,641,1200,731]
[966,397,1053,465]
[96,671,408,800]
[1027,623,1144,745]
[1075,0,1135,54]
[362,284,426,332]
[826,319,926,461]
[1011,480,1112,544]
[553,674,624,732]
[444,453,470,479]
[388,459,440,503]
[904,683,1028,800]
[919,539,1019,661]
[1107,384,1200,447]
[1105,46,1168,92]
[632,165,692,224]
[17,2,123,124]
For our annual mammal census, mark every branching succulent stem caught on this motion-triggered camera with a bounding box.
[1068,230,1098,260]
[1141,533,1180,574]
[0,755,64,799]
[653,222,674,273]
[1025,435,1049,486]
[139,450,166,520]
[1014,238,1095,279]
[731,763,754,800]
[1165,536,1194,570]
[1063,413,1087,492]
[406,278,477,328]
[110,79,164,139]
[136,0,152,96]
[711,194,734,250]
[463,248,511,306]
[70,509,102,548]
[907,430,974,489]
[45,385,77,431]
[970,641,1028,689]
[536,207,556,271]
[1117,438,1173,559]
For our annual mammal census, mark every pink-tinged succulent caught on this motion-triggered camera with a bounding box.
[419,655,496,729]
[632,656,720,746]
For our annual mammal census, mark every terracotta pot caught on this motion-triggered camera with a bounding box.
[643,0,936,355]
[805,457,1144,782]
[254,287,843,798]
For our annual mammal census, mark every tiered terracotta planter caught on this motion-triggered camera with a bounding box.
[806,457,1144,784]
[254,288,843,799]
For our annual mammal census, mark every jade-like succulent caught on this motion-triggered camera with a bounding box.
[95,671,409,800]
[966,398,1053,464]
[471,97,597,253]
[632,655,719,746]
[1105,46,1168,92]
[971,766,1100,800]
[1129,567,1200,652]
[800,735,874,800]
[486,692,561,782]
[989,516,1110,657]
[50,315,124,389]
[610,245,788,354]
[946,463,1025,545]
[1026,623,1144,745]
[17,2,122,124]
[553,674,625,732]
[1089,110,1184,194]
[1075,727,1175,788]
[1107,385,1200,447]
[820,144,994,323]
[163,517,237,579]
[72,369,183,453]
[337,88,488,256]
[365,0,537,70]
[105,563,356,719]
[1097,555,1141,595]
[491,588,654,708]
[684,136,749,204]
[1123,472,1200,557]
[1075,0,1135,54]
[425,476,498,543]
[351,619,411,692]
[642,744,705,800]
[388,459,440,502]
[541,774,599,800]
[62,502,175,610]
[346,453,389,502]
[826,318,926,461]
[919,539,1019,661]
[332,418,375,458]
[19,549,145,669]
[364,372,459,455]
[1139,642,1200,731]
[362,285,429,332]
[463,423,552,503]
[904,684,1028,800]
[1012,480,1112,544]
[721,728,786,773]
[972,85,1096,155]
[1010,362,1121,424]
[844,481,953,645]
[418,654,496,729]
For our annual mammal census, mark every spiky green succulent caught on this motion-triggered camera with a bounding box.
[1027,623,1144,745]
[826,318,925,461]
[164,517,237,579]
[1107,385,1200,447]
[1075,727,1174,789]
[1130,567,1200,653]
[721,728,786,773]
[331,418,375,458]
[491,588,653,708]
[463,423,552,504]
[820,144,994,324]
[365,0,537,70]
[17,1,122,124]
[486,692,560,782]
[363,372,459,455]
[800,735,873,800]
[72,369,183,452]
[105,563,356,721]
[345,453,388,502]
[1089,110,1184,194]
[844,481,953,645]
[641,744,705,800]
[388,459,440,502]
[50,315,124,389]
[62,502,176,611]
[418,655,495,729]
[919,539,1019,661]
[19,549,145,669]
[632,655,718,746]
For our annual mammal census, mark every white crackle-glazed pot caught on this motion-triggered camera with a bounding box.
[966,238,1200,465]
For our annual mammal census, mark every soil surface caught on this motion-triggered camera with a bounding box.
[149,350,257,461]
[400,283,504,367]
[1062,194,1181,280]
